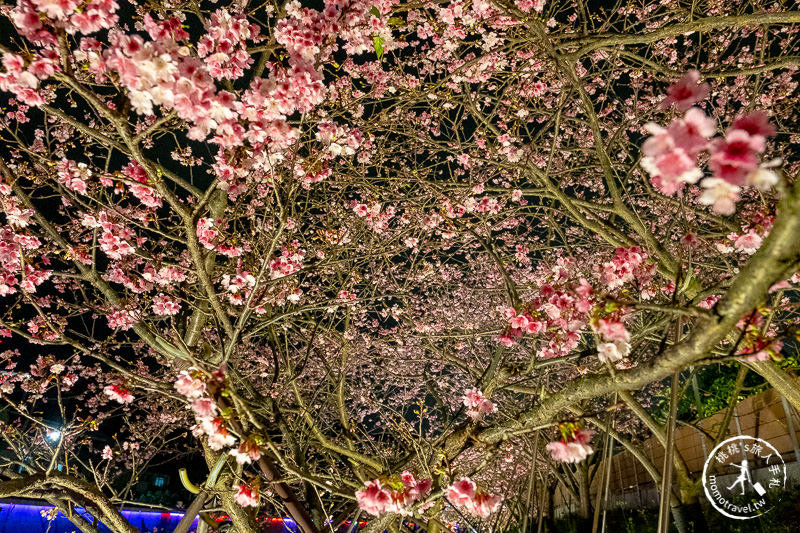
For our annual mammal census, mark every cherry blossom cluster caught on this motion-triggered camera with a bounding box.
[50,5,323,195]
[174,369,238,451]
[174,370,207,398]
[196,218,220,250]
[592,311,631,364]
[0,183,33,227]
[102,17,219,125]
[516,0,547,13]
[269,243,306,279]
[462,388,496,420]
[196,217,242,257]
[11,0,118,39]
[197,10,257,81]
[642,70,779,214]
[143,264,188,287]
[497,265,594,360]
[715,210,775,259]
[26,315,64,341]
[351,200,396,234]
[445,477,503,518]
[355,472,433,516]
[152,294,181,316]
[221,270,257,305]
[0,52,55,106]
[175,368,263,466]
[294,159,333,188]
[214,248,307,310]
[733,308,784,363]
[316,119,365,160]
[230,439,263,465]
[101,257,188,297]
[4,0,117,106]
[497,248,657,368]
[738,337,784,363]
[123,162,162,208]
[276,0,395,58]
[103,384,134,404]
[599,246,653,291]
[22,357,79,394]
[57,159,92,195]
[106,309,137,331]
[235,483,259,507]
[0,218,50,296]
[195,416,237,451]
[275,0,340,61]
[546,424,595,463]
[80,210,137,260]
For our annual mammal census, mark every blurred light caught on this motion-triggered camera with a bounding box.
[46,430,61,442]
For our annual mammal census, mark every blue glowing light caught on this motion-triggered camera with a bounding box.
[0,502,303,532]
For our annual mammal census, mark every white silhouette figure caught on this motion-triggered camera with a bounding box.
[727,459,752,495]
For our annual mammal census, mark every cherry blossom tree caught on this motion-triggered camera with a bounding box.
[2,0,800,532]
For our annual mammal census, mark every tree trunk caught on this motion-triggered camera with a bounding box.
[217,472,257,533]
[545,482,556,532]
[201,446,257,533]
[574,464,592,529]
[173,491,210,533]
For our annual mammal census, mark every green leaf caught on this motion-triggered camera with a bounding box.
[369,6,380,17]
[373,36,385,60]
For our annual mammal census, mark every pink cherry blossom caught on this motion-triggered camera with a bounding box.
[153,294,181,316]
[356,474,432,516]
[709,129,763,186]
[640,108,715,195]
[601,247,648,289]
[731,111,776,139]
[356,480,392,516]
[497,334,514,347]
[738,339,783,363]
[463,388,497,420]
[446,477,502,517]
[668,108,716,156]
[0,2,798,530]
[446,478,476,506]
[231,441,262,465]
[595,318,629,343]
[174,371,206,398]
[510,314,529,329]
[546,428,595,463]
[659,70,710,111]
[234,484,259,507]
[104,385,134,404]
[31,0,78,21]
[699,178,741,216]
[191,397,217,418]
[196,417,237,450]
[469,491,503,518]
[597,341,629,363]
[107,309,136,330]
[733,232,763,254]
